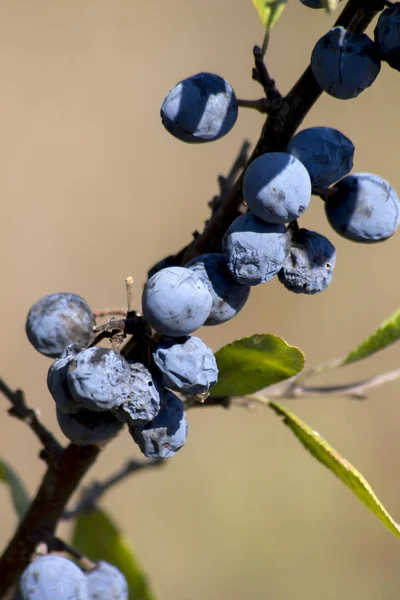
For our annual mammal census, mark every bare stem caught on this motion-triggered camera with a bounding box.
[0,378,63,466]
[63,458,164,520]
[125,276,135,315]
[237,98,271,113]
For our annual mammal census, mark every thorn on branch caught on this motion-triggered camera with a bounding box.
[208,140,251,216]
[62,457,164,520]
[0,378,63,466]
[252,45,283,111]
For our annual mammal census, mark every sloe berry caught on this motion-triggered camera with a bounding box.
[161,72,238,143]
[26,293,95,358]
[243,152,311,224]
[185,253,250,325]
[222,213,290,286]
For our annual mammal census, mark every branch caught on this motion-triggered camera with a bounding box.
[63,458,164,520]
[0,443,100,596]
[288,367,400,400]
[0,378,63,466]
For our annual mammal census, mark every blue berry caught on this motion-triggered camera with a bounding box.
[142,267,213,337]
[325,172,400,243]
[153,336,218,396]
[222,213,290,286]
[185,253,250,325]
[287,127,354,188]
[86,561,128,600]
[113,363,161,426]
[374,3,400,71]
[26,293,95,358]
[243,153,311,224]
[56,407,123,446]
[311,27,381,99]
[130,391,188,459]
[278,228,336,294]
[161,72,238,143]
[67,347,134,411]
[47,345,80,414]
[19,555,88,600]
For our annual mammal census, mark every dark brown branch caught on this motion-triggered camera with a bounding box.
[0,443,100,596]
[63,458,164,520]
[0,378,63,466]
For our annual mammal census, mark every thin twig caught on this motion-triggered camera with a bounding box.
[290,367,400,400]
[252,45,283,109]
[63,458,164,520]
[208,140,251,216]
[0,378,63,466]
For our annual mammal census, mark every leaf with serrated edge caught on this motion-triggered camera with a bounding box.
[0,458,30,519]
[270,401,400,539]
[343,307,400,365]
[72,509,158,600]
[252,0,287,30]
[210,334,304,397]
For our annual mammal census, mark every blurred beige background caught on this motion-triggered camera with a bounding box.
[1,1,400,598]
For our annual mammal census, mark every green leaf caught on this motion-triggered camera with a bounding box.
[343,307,400,366]
[252,0,287,30]
[270,401,400,540]
[0,458,30,519]
[322,0,341,12]
[210,334,304,397]
[72,509,158,600]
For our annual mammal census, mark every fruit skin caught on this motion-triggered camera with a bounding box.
[287,127,354,188]
[222,213,290,286]
[113,363,161,427]
[56,407,123,446]
[153,336,218,395]
[47,345,81,414]
[85,561,128,600]
[325,172,400,243]
[26,292,95,358]
[19,555,88,600]
[243,152,311,224]
[185,253,250,325]
[67,347,134,411]
[142,267,213,337]
[130,391,188,458]
[278,228,336,294]
[311,27,381,99]
[160,72,238,143]
[374,4,400,71]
